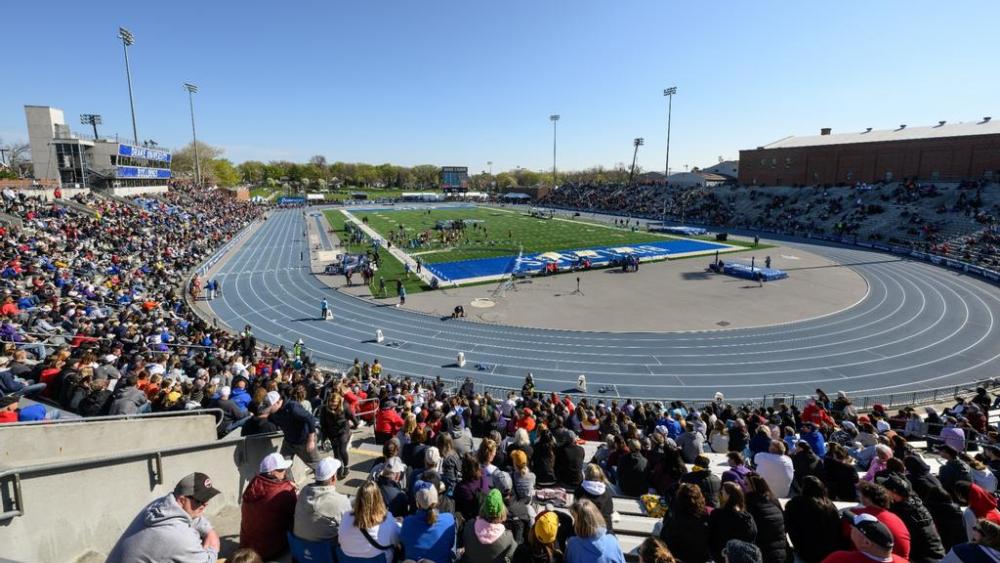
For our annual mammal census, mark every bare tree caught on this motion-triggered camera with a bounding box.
[0,139,32,177]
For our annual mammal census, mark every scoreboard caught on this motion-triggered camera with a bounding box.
[440,166,469,190]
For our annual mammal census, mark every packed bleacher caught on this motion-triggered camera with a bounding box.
[540,180,1000,272]
[0,185,265,417]
[84,354,1000,562]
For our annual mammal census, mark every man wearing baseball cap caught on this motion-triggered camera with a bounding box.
[293,456,351,542]
[823,513,907,562]
[239,452,297,559]
[107,472,222,562]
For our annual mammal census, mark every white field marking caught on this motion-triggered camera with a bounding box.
[780,255,800,260]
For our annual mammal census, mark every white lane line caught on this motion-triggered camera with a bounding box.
[205,210,992,396]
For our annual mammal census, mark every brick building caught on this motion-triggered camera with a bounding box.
[739,118,1000,186]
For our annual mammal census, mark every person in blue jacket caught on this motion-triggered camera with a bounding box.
[566,499,625,563]
[800,422,827,457]
[400,480,456,562]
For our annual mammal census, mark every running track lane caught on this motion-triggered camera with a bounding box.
[207,209,1000,401]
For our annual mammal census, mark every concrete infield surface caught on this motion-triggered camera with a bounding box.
[401,242,867,332]
[206,208,1000,401]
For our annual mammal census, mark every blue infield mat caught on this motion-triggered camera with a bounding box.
[425,238,729,282]
[723,263,789,281]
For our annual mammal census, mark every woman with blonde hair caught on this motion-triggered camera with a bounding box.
[399,412,418,445]
[637,537,676,563]
[478,437,499,477]
[566,499,625,563]
[338,481,402,562]
[709,419,730,453]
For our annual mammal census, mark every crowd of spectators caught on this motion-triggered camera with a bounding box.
[101,352,1000,563]
[540,180,1000,271]
[0,185,265,418]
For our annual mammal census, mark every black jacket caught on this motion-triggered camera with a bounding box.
[660,509,711,563]
[890,497,946,563]
[680,469,722,507]
[783,496,842,563]
[573,483,615,532]
[554,443,584,489]
[532,443,557,486]
[377,475,409,518]
[617,451,650,497]
[746,494,788,563]
[708,508,757,563]
[904,455,944,503]
[319,404,355,445]
[77,389,113,417]
[924,493,968,551]
[938,458,974,496]
[792,450,823,489]
[241,415,278,437]
[821,456,859,502]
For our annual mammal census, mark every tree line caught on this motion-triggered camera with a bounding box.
[171,142,643,189]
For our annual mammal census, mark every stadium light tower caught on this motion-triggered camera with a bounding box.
[628,137,644,188]
[663,86,677,183]
[550,114,560,187]
[183,82,201,186]
[80,114,102,139]
[118,27,139,146]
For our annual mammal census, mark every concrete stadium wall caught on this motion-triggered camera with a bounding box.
[0,413,219,469]
[0,432,305,563]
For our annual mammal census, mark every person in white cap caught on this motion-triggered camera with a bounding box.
[239,453,298,559]
[293,456,352,543]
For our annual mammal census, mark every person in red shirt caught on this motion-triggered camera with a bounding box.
[847,481,911,560]
[824,513,908,563]
[0,396,19,424]
[239,453,297,560]
[374,399,404,444]
[802,398,836,427]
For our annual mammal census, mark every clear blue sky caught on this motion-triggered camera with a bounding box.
[2,1,997,174]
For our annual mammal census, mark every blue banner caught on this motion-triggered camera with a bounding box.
[277,196,305,204]
[116,166,172,179]
[118,144,172,163]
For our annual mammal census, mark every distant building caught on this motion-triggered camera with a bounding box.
[700,160,739,180]
[666,171,728,187]
[24,105,171,195]
[739,119,1000,186]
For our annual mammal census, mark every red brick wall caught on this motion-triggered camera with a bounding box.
[739,133,1000,185]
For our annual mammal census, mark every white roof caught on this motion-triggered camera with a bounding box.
[761,119,998,150]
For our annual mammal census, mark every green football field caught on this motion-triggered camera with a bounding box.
[323,206,765,297]
[343,206,678,264]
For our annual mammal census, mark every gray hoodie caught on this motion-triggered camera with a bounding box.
[106,493,217,563]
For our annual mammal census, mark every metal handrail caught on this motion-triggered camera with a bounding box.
[0,431,283,521]
[9,407,224,427]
